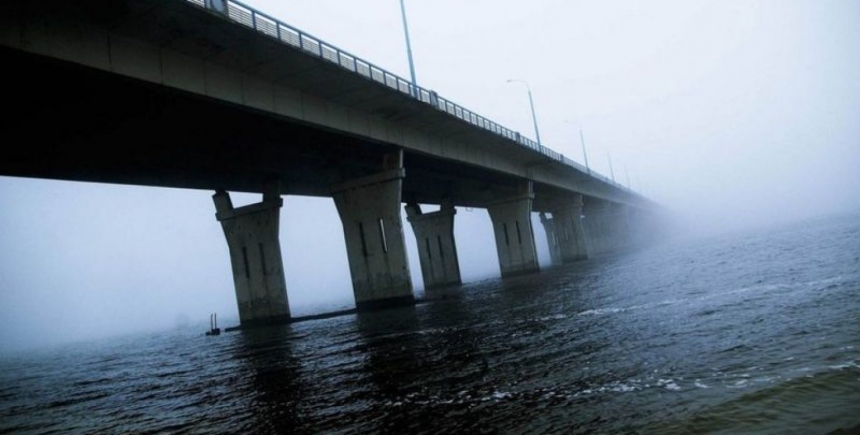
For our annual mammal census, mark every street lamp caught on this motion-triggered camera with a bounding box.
[399,0,418,89]
[506,79,542,145]
[607,152,616,183]
[579,129,590,174]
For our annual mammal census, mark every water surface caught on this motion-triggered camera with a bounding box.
[2,213,859,434]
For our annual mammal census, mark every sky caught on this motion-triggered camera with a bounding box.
[2,0,859,353]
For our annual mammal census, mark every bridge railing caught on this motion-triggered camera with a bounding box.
[186,0,634,195]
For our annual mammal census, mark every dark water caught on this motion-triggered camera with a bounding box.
[2,213,859,434]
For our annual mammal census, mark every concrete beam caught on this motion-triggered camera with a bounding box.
[486,182,540,277]
[405,200,462,289]
[213,181,290,326]
[331,151,414,310]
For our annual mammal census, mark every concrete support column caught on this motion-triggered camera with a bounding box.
[609,203,631,250]
[213,182,290,326]
[405,200,462,289]
[583,201,610,255]
[539,212,563,266]
[487,182,539,277]
[550,193,589,262]
[331,152,414,311]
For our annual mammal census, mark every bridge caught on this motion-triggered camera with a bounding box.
[1,0,660,327]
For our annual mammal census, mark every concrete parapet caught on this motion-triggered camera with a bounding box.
[405,200,462,289]
[213,183,290,326]
[487,182,540,277]
[331,155,414,311]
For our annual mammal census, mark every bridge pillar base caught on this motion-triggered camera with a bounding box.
[332,158,414,311]
[583,202,606,255]
[213,183,290,326]
[406,200,462,289]
[585,201,625,255]
[539,212,563,266]
[551,194,589,263]
[487,183,540,278]
[609,203,631,251]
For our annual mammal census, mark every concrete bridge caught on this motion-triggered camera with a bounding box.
[1,0,660,327]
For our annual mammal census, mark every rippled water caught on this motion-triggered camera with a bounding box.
[2,213,859,434]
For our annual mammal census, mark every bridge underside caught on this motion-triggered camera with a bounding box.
[0,8,657,326]
[2,46,577,212]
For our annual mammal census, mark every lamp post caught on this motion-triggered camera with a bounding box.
[625,167,632,190]
[607,152,616,183]
[579,129,590,174]
[399,0,418,90]
[506,79,542,145]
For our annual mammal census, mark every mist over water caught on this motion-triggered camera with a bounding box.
[2,212,858,434]
[3,0,860,357]
[1,1,859,431]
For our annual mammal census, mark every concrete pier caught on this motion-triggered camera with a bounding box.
[3,0,662,338]
[583,201,610,255]
[550,194,589,262]
[487,182,539,277]
[405,200,462,289]
[213,182,290,326]
[539,212,563,266]
[332,152,414,311]
[609,202,631,251]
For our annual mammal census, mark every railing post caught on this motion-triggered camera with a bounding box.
[196,0,626,191]
[207,0,227,15]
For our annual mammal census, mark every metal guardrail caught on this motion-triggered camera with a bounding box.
[186,0,632,194]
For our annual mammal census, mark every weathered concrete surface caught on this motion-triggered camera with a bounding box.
[331,153,414,310]
[213,183,290,326]
[487,182,540,277]
[539,212,563,266]
[405,200,462,289]
[608,202,632,252]
[584,199,639,255]
[583,201,611,256]
[551,194,589,262]
[0,0,665,321]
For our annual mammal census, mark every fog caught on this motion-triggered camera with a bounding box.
[2,0,859,353]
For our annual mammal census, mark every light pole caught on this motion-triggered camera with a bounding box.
[506,79,542,145]
[579,129,590,174]
[399,0,418,89]
[607,152,616,183]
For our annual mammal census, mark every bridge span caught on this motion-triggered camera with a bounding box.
[1,0,661,327]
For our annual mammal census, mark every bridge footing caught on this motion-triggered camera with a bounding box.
[332,153,414,311]
[539,212,563,266]
[213,182,291,326]
[585,200,633,255]
[405,200,462,289]
[487,182,540,278]
[610,203,632,251]
[551,194,589,263]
